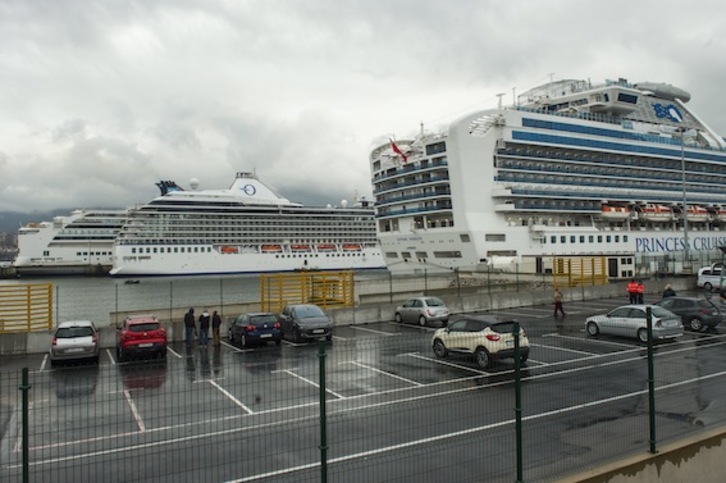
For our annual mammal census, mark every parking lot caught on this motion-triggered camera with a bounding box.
[3,293,726,482]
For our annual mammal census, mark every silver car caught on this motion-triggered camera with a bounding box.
[395,297,450,327]
[585,305,683,343]
[50,320,100,365]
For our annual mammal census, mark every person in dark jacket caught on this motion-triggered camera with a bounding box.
[212,310,222,346]
[184,308,196,348]
[662,284,677,298]
[198,308,211,347]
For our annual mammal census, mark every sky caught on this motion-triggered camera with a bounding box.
[2,0,726,215]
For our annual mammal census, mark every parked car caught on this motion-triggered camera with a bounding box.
[431,315,529,369]
[395,297,450,327]
[279,304,333,342]
[696,263,725,291]
[116,314,167,361]
[228,312,282,347]
[49,320,100,366]
[654,296,722,331]
[585,305,683,343]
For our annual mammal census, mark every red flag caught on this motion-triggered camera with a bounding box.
[390,138,407,163]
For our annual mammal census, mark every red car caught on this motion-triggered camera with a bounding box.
[116,314,167,362]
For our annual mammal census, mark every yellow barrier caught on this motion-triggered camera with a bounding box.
[553,257,609,288]
[260,271,354,312]
[0,283,54,333]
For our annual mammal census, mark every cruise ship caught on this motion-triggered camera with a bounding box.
[13,209,128,275]
[370,77,726,277]
[110,172,385,277]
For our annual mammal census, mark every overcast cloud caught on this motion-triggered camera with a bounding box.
[2,0,726,213]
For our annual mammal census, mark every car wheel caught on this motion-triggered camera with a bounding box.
[160,348,167,359]
[395,313,403,324]
[586,322,599,336]
[432,339,448,358]
[475,347,491,369]
[294,327,304,343]
[116,347,124,362]
[637,328,649,343]
[704,282,713,291]
[520,353,528,363]
[687,317,704,332]
[418,315,428,327]
[326,334,333,342]
[228,331,234,345]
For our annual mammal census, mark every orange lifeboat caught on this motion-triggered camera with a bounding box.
[640,204,673,222]
[317,243,337,252]
[220,245,239,254]
[342,243,362,251]
[600,205,630,221]
[290,244,312,252]
[716,209,726,223]
[685,205,709,223]
[260,244,283,253]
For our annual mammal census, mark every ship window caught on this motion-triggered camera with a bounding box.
[570,236,576,243]
[597,236,603,243]
[580,236,585,243]
[146,248,151,254]
[416,251,427,259]
[615,235,620,242]
[623,235,628,243]
[606,236,612,243]
[560,236,566,243]
[425,141,446,156]
[485,234,506,242]
[617,93,638,104]
[401,252,411,259]
[153,248,158,253]
[551,236,557,244]
[174,247,178,253]
[433,251,462,258]
[131,248,136,254]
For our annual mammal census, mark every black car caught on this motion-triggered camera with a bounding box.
[279,304,333,342]
[228,312,282,347]
[654,296,722,331]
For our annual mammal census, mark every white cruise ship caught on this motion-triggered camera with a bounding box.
[14,209,128,275]
[370,77,726,277]
[110,172,385,277]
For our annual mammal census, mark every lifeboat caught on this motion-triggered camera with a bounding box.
[716,209,726,223]
[220,245,239,254]
[317,243,337,252]
[342,243,362,251]
[640,204,673,222]
[290,244,312,252]
[685,205,709,223]
[260,244,283,253]
[599,205,630,221]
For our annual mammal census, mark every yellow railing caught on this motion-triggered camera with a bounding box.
[553,257,609,288]
[260,271,354,312]
[0,283,54,333]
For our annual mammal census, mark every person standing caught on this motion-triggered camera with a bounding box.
[184,308,196,348]
[212,310,222,346]
[198,308,211,347]
[627,279,638,304]
[637,280,645,304]
[553,287,565,317]
[662,284,677,298]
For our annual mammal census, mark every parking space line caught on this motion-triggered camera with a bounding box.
[167,347,182,358]
[282,369,345,399]
[352,326,397,336]
[530,343,596,356]
[39,354,48,371]
[403,353,490,375]
[123,389,146,432]
[346,361,423,386]
[386,322,436,332]
[209,380,254,414]
[106,349,117,365]
[542,333,635,348]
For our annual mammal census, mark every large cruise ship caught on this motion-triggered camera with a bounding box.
[110,172,385,277]
[370,77,726,277]
[13,209,128,275]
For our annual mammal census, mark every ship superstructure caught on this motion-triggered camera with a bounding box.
[370,77,726,276]
[110,172,384,276]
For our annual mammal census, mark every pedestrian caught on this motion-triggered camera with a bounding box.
[662,284,676,298]
[637,280,645,304]
[553,287,566,317]
[627,279,638,304]
[184,307,196,348]
[212,310,222,346]
[198,308,211,347]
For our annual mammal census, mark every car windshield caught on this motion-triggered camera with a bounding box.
[424,298,445,307]
[294,306,325,318]
[56,327,93,338]
[651,307,677,318]
[129,322,160,332]
[251,314,278,324]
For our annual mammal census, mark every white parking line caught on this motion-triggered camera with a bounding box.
[167,347,183,358]
[346,361,423,386]
[209,380,254,414]
[542,333,635,348]
[352,326,397,336]
[123,389,146,432]
[106,349,117,365]
[403,353,490,375]
[282,369,345,399]
[39,354,48,371]
[530,343,596,356]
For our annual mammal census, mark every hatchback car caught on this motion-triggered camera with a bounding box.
[49,320,100,366]
[228,312,282,347]
[431,315,529,369]
[585,305,683,343]
[116,314,167,361]
[279,304,333,342]
[395,297,450,326]
[654,296,722,331]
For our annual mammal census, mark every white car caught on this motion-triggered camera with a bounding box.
[49,320,100,365]
[585,305,683,343]
[395,297,450,326]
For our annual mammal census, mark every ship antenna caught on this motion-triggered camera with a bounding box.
[496,92,505,109]
[420,122,424,137]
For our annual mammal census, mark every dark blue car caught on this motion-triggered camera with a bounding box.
[228,312,282,348]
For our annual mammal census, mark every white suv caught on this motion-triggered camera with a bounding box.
[431,316,529,369]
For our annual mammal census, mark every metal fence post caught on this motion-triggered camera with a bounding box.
[19,367,31,483]
[318,339,328,482]
[646,307,656,454]
[513,322,523,483]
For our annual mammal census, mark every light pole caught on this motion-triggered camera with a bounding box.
[680,128,691,273]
